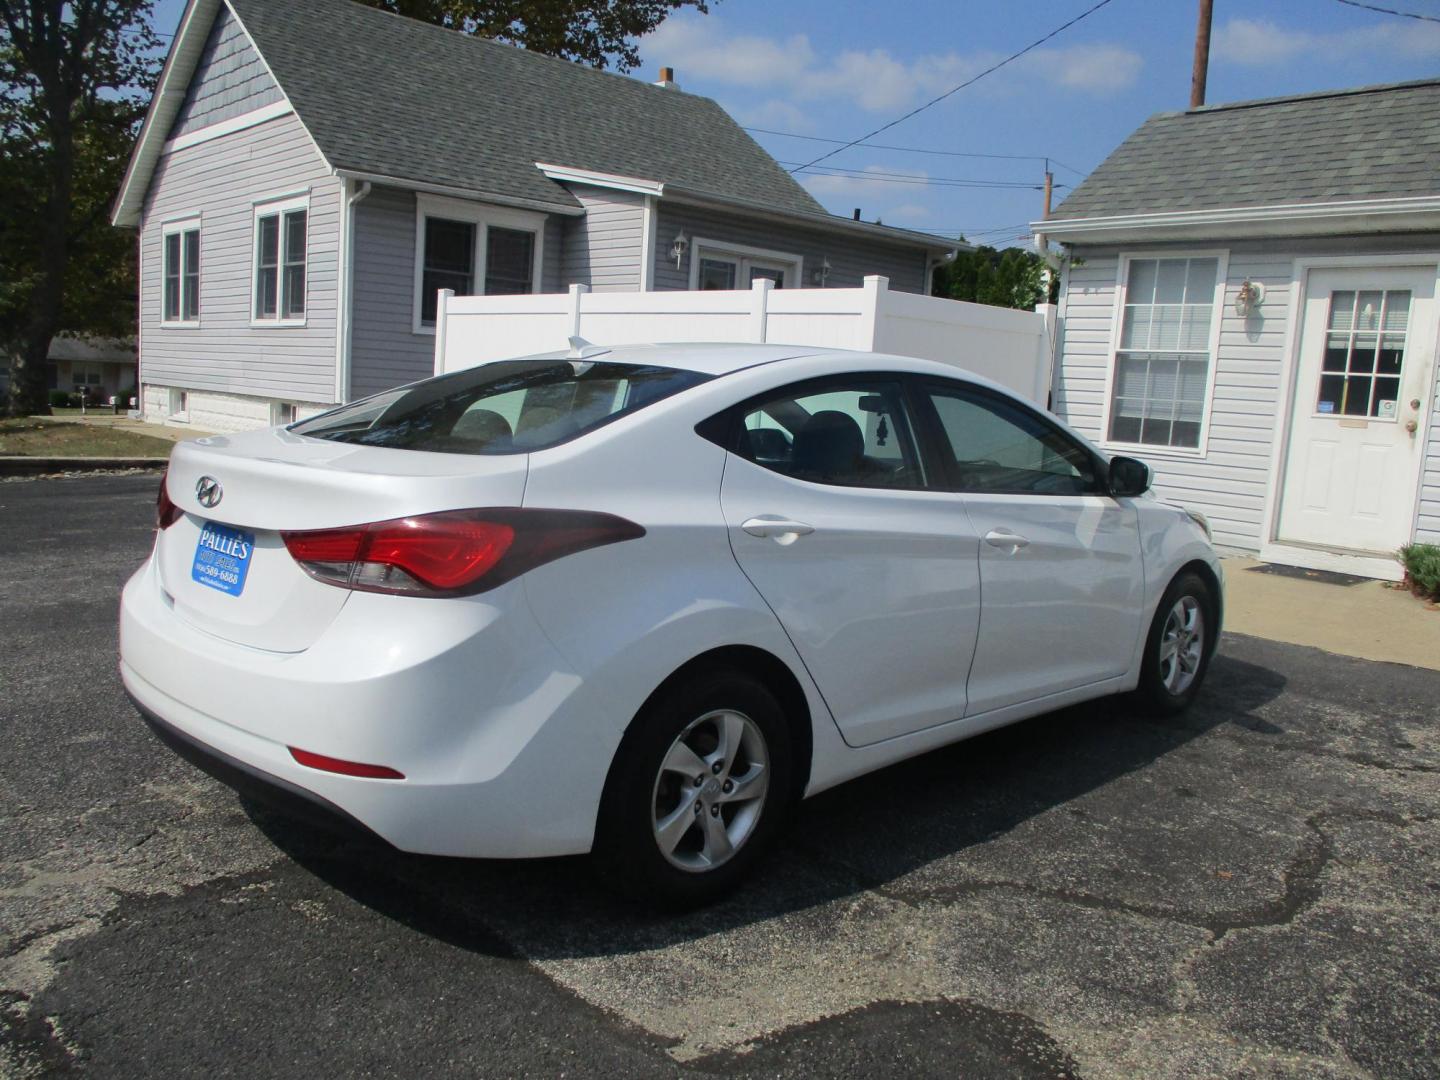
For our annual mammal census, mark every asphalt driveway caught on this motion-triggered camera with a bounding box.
[2,474,1437,1078]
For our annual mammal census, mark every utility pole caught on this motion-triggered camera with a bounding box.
[1191,0,1214,108]
[1042,165,1054,220]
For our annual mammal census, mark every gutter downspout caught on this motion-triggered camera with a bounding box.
[335,180,372,405]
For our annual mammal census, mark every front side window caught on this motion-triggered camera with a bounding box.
[923,382,1099,495]
[162,220,200,324]
[729,379,923,489]
[254,201,307,321]
[292,360,709,455]
[1109,256,1219,449]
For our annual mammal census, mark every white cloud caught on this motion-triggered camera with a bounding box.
[735,98,816,133]
[1214,17,1440,66]
[799,165,932,200]
[642,15,1141,113]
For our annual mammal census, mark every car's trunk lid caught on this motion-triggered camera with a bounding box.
[155,428,528,652]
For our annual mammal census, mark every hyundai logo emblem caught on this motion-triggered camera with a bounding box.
[195,476,223,508]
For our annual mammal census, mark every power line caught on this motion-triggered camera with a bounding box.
[1332,0,1440,22]
[780,161,1057,189]
[788,0,1117,174]
[746,127,1089,176]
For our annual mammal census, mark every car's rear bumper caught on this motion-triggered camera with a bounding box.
[119,556,613,858]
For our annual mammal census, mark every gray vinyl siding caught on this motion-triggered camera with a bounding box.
[653,204,930,294]
[139,111,340,402]
[559,187,646,291]
[1055,233,1440,551]
[348,186,566,400]
[169,6,283,139]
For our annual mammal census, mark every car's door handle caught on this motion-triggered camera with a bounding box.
[984,528,1030,550]
[742,516,815,544]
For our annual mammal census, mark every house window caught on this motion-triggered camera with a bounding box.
[161,218,201,325]
[691,240,801,291]
[253,195,308,323]
[414,195,544,331]
[168,388,189,420]
[1108,256,1220,450]
[71,363,104,390]
[270,401,297,426]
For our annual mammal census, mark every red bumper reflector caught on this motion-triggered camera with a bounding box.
[288,746,405,780]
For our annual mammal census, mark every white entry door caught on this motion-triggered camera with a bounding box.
[1278,266,1436,555]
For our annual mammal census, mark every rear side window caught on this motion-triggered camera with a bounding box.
[722,378,925,490]
[292,360,710,454]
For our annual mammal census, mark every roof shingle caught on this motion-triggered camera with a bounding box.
[227,0,826,215]
[1052,79,1440,220]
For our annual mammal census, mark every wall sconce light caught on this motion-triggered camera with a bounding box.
[812,257,832,287]
[670,230,689,269]
[1235,278,1265,317]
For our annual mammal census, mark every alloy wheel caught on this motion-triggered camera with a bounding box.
[1158,595,1205,695]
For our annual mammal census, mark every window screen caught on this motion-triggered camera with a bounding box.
[1109,257,1218,449]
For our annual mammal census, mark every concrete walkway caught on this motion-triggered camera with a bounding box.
[1222,555,1440,671]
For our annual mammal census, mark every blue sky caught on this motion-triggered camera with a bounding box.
[151,0,1440,246]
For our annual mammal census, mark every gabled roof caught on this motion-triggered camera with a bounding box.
[115,0,836,225]
[1040,78,1440,240]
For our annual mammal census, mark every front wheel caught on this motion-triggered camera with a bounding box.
[1133,571,1216,715]
[594,668,792,908]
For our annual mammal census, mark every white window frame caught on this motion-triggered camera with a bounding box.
[251,191,310,328]
[412,194,546,335]
[1100,249,1229,459]
[688,237,803,291]
[160,215,202,328]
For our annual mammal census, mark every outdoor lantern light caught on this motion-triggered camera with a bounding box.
[1234,278,1265,317]
[670,230,688,268]
[812,257,832,286]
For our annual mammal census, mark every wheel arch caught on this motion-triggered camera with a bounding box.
[1175,558,1224,644]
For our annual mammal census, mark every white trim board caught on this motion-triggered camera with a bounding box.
[160,100,293,154]
[535,162,664,197]
[687,237,804,291]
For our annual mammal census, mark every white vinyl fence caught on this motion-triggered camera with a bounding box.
[435,276,1055,405]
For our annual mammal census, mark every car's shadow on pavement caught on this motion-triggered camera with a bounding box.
[245,646,1286,960]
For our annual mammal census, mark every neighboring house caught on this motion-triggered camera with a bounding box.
[0,337,135,404]
[1038,78,1440,580]
[111,0,958,432]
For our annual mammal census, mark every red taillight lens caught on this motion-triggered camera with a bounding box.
[289,746,405,780]
[156,471,183,529]
[281,508,642,597]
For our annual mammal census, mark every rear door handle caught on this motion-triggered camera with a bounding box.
[984,528,1030,550]
[742,516,815,544]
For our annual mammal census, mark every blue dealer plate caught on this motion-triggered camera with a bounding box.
[191,521,255,597]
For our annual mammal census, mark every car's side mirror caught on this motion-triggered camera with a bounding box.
[1108,455,1151,498]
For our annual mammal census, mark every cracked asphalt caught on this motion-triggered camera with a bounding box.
[2,474,1438,1078]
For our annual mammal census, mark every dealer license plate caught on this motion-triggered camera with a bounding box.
[191,521,255,598]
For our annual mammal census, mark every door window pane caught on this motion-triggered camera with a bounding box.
[736,381,922,489]
[1316,289,1410,419]
[421,217,476,324]
[927,386,1098,495]
[750,266,785,288]
[484,227,535,295]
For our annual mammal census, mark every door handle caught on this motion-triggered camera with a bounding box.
[984,528,1030,550]
[742,516,815,544]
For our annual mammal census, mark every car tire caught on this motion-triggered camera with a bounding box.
[1133,570,1217,715]
[594,666,793,908]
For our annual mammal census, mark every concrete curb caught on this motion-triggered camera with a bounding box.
[0,456,168,476]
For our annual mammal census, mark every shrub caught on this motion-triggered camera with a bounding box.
[1399,543,1440,602]
[48,389,70,408]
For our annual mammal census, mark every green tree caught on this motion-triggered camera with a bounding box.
[350,0,710,72]
[932,244,1058,310]
[1,1,161,416]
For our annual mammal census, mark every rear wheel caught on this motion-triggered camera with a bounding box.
[595,668,792,908]
[1134,571,1216,715]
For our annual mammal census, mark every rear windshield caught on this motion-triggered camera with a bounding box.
[291,359,711,455]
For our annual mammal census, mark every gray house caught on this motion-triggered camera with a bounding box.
[112,0,956,431]
[1039,79,1440,580]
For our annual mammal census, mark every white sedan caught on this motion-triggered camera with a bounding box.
[120,343,1220,905]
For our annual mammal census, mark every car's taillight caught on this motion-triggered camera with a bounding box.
[156,471,183,529]
[281,508,644,597]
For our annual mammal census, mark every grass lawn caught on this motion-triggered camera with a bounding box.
[0,419,174,457]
